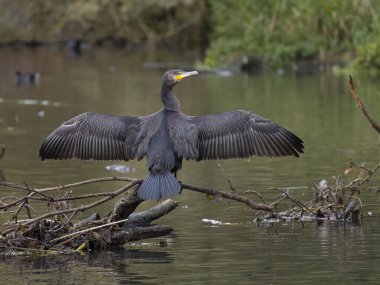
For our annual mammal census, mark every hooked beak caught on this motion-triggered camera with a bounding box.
[175,70,198,81]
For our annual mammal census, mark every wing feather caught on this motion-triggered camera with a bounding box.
[188,110,303,160]
[39,112,141,161]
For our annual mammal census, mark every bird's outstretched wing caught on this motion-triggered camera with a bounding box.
[39,112,141,161]
[188,110,304,160]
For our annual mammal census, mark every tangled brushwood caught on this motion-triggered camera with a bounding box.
[0,158,378,255]
[256,160,380,224]
[0,176,273,256]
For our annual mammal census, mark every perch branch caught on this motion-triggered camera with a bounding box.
[181,182,274,211]
[126,199,179,225]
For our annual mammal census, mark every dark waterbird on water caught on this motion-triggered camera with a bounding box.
[15,70,40,85]
[39,70,304,200]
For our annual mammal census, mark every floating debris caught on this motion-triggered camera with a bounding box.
[202,218,233,226]
[18,99,62,107]
[105,164,135,173]
[202,218,223,225]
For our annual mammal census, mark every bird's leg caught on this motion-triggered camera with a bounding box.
[172,170,183,193]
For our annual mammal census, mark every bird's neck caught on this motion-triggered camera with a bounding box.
[161,85,181,112]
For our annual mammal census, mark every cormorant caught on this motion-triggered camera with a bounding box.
[39,70,304,200]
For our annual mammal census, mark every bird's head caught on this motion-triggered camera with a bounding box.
[163,69,198,88]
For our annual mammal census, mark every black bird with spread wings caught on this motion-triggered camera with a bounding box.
[39,70,304,200]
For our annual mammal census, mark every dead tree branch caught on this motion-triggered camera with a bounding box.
[125,199,179,225]
[0,180,141,235]
[181,182,274,211]
[349,75,380,133]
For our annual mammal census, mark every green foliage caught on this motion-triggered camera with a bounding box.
[0,0,207,48]
[206,0,380,70]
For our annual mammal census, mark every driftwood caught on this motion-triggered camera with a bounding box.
[1,141,378,255]
[0,176,276,255]
[108,186,143,222]
[125,199,179,226]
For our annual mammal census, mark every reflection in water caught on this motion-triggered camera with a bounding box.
[0,48,380,284]
[0,144,4,182]
[0,144,5,160]
[0,249,173,284]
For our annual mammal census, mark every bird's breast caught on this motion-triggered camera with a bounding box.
[146,126,176,172]
[167,113,199,160]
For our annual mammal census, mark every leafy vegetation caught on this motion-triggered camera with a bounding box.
[2,0,380,71]
[205,0,380,71]
[0,0,208,48]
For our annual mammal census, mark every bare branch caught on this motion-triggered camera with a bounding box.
[181,182,274,211]
[349,75,380,133]
[49,217,130,244]
[0,180,141,235]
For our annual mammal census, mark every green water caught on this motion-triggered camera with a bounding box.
[0,47,380,284]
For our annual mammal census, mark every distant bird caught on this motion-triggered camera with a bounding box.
[15,70,40,85]
[39,70,304,200]
[0,144,4,160]
[66,39,82,57]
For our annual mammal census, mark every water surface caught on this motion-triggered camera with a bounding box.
[0,47,380,284]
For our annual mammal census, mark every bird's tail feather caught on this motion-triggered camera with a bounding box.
[138,172,181,200]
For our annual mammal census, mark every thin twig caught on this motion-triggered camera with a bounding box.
[1,181,140,235]
[0,177,137,194]
[244,190,267,204]
[276,188,310,212]
[341,162,380,190]
[49,217,130,244]
[349,75,380,133]
[0,177,141,211]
